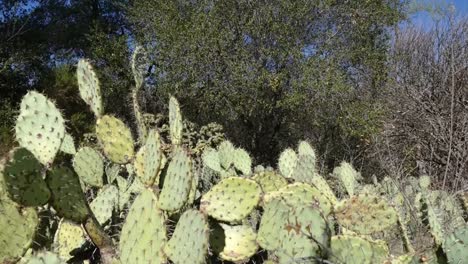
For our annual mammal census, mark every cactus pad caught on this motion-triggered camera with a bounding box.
[3,148,50,206]
[96,115,134,164]
[22,251,66,264]
[73,147,104,187]
[252,171,288,194]
[297,140,316,160]
[77,59,103,117]
[290,154,315,183]
[120,189,167,264]
[232,148,252,175]
[0,198,38,263]
[15,91,65,165]
[444,225,468,264]
[46,166,89,222]
[202,147,222,173]
[330,235,389,264]
[278,148,297,178]
[60,133,76,155]
[90,184,119,225]
[169,96,183,145]
[134,129,164,186]
[257,198,290,250]
[217,223,258,262]
[334,193,398,235]
[157,148,192,212]
[200,177,261,222]
[310,175,338,205]
[218,140,235,169]
[333,161,359,196]
[53,219,87,260]
[105,163,120,184]
[164,209,209,264]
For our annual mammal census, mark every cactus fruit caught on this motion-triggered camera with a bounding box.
[73,147,104,187]
[96,115,134,164]
[90,185,119,225]
[218,140,235,170]
[76,59,103,118]
[169,96,183,145]
[59,133,76,155]
[200,177,261,222]
[333,161,359,196]
[252,171,288,194]
[264,183,333,216]
[46,166,89,222]
[278,148,297,178]
[164,209,209,264]
[53,219,87,260]
[157,148,192,212]
[119,189,167,264]
[232,148,252,175]
[329,235,390,264]
[334,193,398,235]
[3,148,50,206]
[0,197,38,262]
[444,225,468,264]
[216,223,258,262]
[22,251,66,264]
[15,91,65,165]
[134,129,165,186]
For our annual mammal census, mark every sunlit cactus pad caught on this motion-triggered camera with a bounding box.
[334,193,398,235]
[119,189,167,264]
[76,59,103,117]
[53,219,87,260]
[73,147,104,187]
[278,148,297,178]
[15,91,65,165]
[96,115,134,164]
[200,177,261,222]
[330,235,389,264]
[90,184,119,225]
[333,161,359,196]
[217,223,258,262]
[134,129,164,186]
[3,148,50,206]
[21,251,65,264]
[169,96,183,145]
[164,209,209,264]
[252,171,288,194]
[443,225,468,263]
[59,133,76,155]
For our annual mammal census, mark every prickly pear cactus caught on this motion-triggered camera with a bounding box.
[3,148,50,206]
[257,198,291,250]
[333,161,359,196]
[77,59,103,118]
[119,189,167,264]
[278,148,297,178]
[96,115,134,164]
[200,177,261,222]
[169,96,183,145]
[297,140,316,160]
[157,148,192,212]
[59,133,76,155]
[334,193,398,235]
[310,175,338,205]
[232,148,252,175]
[46,166,89,222]
[164,209,209,264]
[15,91,65,165]
[22,251,66,264]
[444,225,468,264]
[90,184,119,225]
[202,147,222,173]
[0,197,39,263]
[290,153,315,183]
[53,219,87,260]
[251,171,288,194]
[218,140,235,170]
[216,223,258,262]
[134,129,165,186]
[330,235,389,264]
[73,147,104,187]
[105,163,120,184]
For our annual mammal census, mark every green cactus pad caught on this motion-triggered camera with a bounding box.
[90,184,119,225]
[330,235,389,264]
[278,148,297,178]
[218,140,235,170]
[120,189,167,264]
[53,219,87,260]
[188,163,199,205]
[60,133,76,155]
[334,193,398,235]
[264,183,333,216]
[419,175,431,189]
[257,198,290,250]
[96,115,134,164]
[157,148,192,212]
[422,192,444,245]
[15,91,65,165]
[169,96,183,145]
[105,163,120,184]
[444,226,468,264]
[76,59,103,117]
[46,166,89,222]
[116,176,133,210]
[290,154,315,183]
[333,161,359,196]
[310,175,338,205]
[134,129,164,186]
[164,209,209,264]
[297,140,316,160]
[200,177,261,222]
[202,147,222,173]
[3,148,50,206]
[73,147,104,187]
[22,251,66,264]
[252,171,288,194]
[217,223,258,262]
[232,148,252,175]
[0,198,38,263]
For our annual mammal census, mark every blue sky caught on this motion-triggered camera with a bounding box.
[410,0,468,28]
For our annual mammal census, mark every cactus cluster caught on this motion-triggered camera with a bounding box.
[0,54,467,264]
